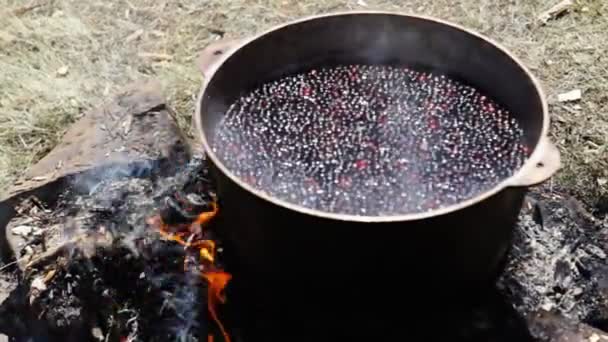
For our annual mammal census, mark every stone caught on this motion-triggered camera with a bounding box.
[10,226,32,237]
[528,310,608,341]
[0,80,191,269]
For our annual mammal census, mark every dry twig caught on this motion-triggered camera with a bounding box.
[137,52,173,62]
[538,0,574,24]
[9,1,49,16]
[0,230,114,273]
[25,230,113,270]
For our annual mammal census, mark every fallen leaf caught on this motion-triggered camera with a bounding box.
[0,30,16,44]
[558,89,582,102]
[149,30,165,38]
[572,52,594,65]
[56,65,69,77]
[31,277,47,292]
[11,2,48,16]
[43,269,57,283]
[598,178,607,186]
[541,302,553,312]
[126,29,144,43]
[138,52,173,62]
[11,225,33,237]
[91,327,104,341]
[122,115,133,135]
[29,276,48,305]
[538,0,574,24]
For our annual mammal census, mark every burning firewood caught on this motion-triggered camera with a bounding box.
[147,199,232,342]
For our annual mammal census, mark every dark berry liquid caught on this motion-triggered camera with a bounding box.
[212,65,528,216]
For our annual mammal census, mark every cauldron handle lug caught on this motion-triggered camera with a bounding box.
[196,38,246,79]
[508,137,561,187]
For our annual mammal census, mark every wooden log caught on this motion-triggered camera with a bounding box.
[0,80,191,268]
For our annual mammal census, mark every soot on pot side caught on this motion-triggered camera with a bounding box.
[212,64,529,216]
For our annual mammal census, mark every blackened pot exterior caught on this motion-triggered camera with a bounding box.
[194,12,560,312]
[212,161,526,311]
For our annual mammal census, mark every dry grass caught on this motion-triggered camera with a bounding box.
[0,0,607,206]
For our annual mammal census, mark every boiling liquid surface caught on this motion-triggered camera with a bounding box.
[212,65,527,216]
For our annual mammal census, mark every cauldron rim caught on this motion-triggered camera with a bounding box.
[194,10,553,223]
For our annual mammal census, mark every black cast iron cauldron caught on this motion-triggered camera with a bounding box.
[194,12,560,311]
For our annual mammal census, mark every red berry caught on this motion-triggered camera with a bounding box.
[354,159,368,170]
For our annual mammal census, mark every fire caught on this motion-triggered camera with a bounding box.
[147,201,232,342]
[203,271,232,342]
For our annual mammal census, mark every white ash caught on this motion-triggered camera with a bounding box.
[5,158,215,341]
[500,190,608,323]
[10,225,33,237]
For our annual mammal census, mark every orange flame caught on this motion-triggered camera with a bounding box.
[147,201,232,342]
[203,271,232,342]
